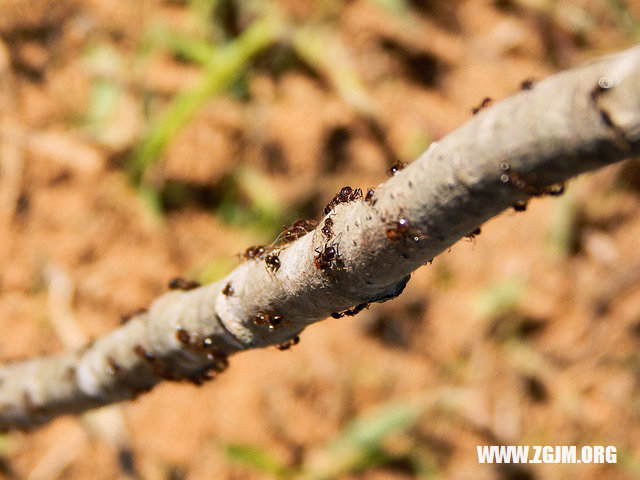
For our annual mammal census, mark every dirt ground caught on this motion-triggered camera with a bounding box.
[0,0,640,479]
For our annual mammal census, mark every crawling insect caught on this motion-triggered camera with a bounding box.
[265,253,281,273]
[314,243,343,272]
[520,78,535,90]
[365,188,376,204]
[500,162,565,197]
[241,245,269,261]
[471,97,492,115]
[222,282,234,296]
[386,213,427,245]
[280,219,318,244]
[330,303,370,319]
[254,312,285,331]
[323,186,363,215]
[275,335,300,351]
[386,162,407,177]
[321,217,334,239]
[465,227,481,240]
[512,200,528,212]
[168,277,200,291]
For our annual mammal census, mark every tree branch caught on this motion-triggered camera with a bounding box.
[2,45,639,432]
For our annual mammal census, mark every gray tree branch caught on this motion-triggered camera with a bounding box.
[1,45,639,432]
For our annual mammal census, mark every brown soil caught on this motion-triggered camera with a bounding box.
[1,1,640,479]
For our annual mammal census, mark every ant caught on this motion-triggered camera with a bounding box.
[314,243,343,272]
[365,188,376,205]
[330,303,369,319]
[280,219,318,244]
[500,162,565,197]
[471,97,492,115]
[168,277,200,291]
[222,282,234,296]
[321,217,334,239]
[241,245,269,261]
[386,214,426,244]
[386,162,407,177]
[275,335,300,351]
[465,227,481,241]
[324,186,363,215]
[520,78,535,90]
[254,312,284,331]
[512,200,528,212]
[265,253,281,273]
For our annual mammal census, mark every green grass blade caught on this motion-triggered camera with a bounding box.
[131,14,284,183]
[224,443,295,479]
[305,401,422,479]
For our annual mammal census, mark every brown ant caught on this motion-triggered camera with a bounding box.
[168,277,200,291]
[365,188,376,205]
[275,335,300,351]
[471,97,492,115]
[265,253,281,273]
[254,312,285,331]
[386,162,407,177]
[280,219,318,243]
[386,215,426,244]
[330,303,370,319]
[166,329,229,384]
[465,227,481,241]
[324,186,363,215]
[241,245,270,261]
[512,200,528,212]
[321,217,334,239]
[222,282,234,296]
[314,243,344,272]
[500,162,565,197]
[520,78,535,90]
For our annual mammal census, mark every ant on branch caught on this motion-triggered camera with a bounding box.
[321,217,334,239]
[465,227,481,241]
[168,277,200,291]
[222,282,234,296]
[499,162,565,197]
[275,335,300,351]
[314,243,344,272]
[386,162,407,177]
[324,186,363,215]
[241,245,270,261]
[279,219,318,244]
[386,213,427,244]
[265,253,281,273]
[365,188,376,205]
[471,97,492,115]
[330,303,370,319]
[254,312,285,331]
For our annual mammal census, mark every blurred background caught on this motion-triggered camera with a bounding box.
[0,0,639,478]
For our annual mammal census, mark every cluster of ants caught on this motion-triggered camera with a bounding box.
[115,327,229,388]
[499,161,565,212]
[139,79,564,365]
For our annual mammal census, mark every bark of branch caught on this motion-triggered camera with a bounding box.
[2,45,640,432]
